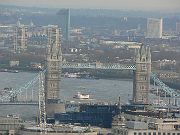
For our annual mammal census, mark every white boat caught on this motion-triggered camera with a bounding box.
[73,92,90,99]
[64,73,80,78]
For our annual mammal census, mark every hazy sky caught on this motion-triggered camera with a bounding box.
[0,0,180,12]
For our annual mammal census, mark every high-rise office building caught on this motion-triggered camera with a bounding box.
[56,9,70,41]
[146,18,163,38]
[176,22,180,34]
[14,25,28,53]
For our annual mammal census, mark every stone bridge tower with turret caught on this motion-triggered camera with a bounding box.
[45,25,65,117]
[133,45,151,104]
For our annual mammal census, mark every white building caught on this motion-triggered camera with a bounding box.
[14,25,28,53]
[112,114,180,135]
[176,22,180,34]
[146,18,163,38]
[0,116,23,135]
[9,60,19,67]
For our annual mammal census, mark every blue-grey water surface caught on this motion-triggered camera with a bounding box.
[0,72,133,120]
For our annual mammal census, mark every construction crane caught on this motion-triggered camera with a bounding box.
[38,71,47,133]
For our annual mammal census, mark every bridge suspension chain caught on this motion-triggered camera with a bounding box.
[151,73,180,97]
[0,73,39,102]
[0,70,46,102]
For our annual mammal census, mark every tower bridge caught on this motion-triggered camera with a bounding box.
[0,26,179,117]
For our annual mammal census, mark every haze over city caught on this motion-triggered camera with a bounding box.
[0,0,180,12]
[0,0,180,134]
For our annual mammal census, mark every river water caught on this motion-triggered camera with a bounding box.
[0,72,133,120]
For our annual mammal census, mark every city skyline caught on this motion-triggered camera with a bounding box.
[0,0,180,12]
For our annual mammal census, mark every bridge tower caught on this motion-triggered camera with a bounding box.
[45,25,65,117]
[133,45,151,104]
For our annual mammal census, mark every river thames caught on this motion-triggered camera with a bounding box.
[0,71,133,120]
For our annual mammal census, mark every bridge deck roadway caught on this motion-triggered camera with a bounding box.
[62,62,136,70]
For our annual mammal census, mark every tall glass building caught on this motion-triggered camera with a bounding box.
[56,9,70,41]
[176,22,180,34]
